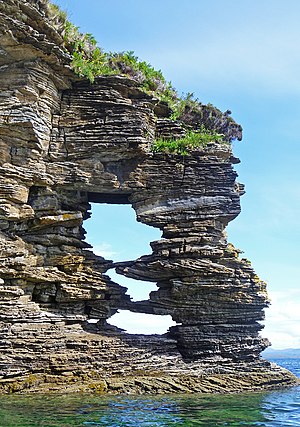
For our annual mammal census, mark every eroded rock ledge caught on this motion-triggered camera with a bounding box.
[0,0,297,394]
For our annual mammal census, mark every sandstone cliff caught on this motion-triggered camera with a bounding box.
[0,0,297,394]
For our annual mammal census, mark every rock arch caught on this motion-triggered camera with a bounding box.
[0,0,296,393]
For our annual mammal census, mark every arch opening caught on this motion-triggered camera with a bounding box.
[84,202,176,334]
[108,310,176,335]
[84,202,160,264]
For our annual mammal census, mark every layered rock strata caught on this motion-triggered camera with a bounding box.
[0,0,297,393]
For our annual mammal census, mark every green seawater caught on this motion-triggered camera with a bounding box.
[0,359,299,427]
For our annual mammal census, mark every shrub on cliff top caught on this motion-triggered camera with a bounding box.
[63,21,115,82]
[48,2,174,95]
[47,3,177,97]
[47,2,68,26]
[47,1,242,144]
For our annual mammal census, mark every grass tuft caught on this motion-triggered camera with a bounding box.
[152,128,226,156]
[47,1,242,144]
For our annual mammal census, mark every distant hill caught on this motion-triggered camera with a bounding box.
[262,348,300,359]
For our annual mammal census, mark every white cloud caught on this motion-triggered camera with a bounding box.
[91,242,117,259]
[262,289,300,349]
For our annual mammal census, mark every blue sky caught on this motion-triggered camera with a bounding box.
[54,0,300,349]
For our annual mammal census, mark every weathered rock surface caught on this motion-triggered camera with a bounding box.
[0,0,297,394]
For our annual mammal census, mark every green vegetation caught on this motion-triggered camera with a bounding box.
[48,2,175,96]
[152,127,225,156]
[63,21,114,83]
[169,92,199,121]
[47,1,240,154]
[47,2,68,25]
[48,3,177,96]
[108,51,174,94]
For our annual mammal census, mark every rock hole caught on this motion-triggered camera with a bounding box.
[84,203,176,334]
[107,269,157,301]
[85,202,160,300]
[108,310,176,335]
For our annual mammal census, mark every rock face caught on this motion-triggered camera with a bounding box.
[0,0,297,394]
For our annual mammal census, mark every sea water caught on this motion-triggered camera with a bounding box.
[0,359,299,427]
